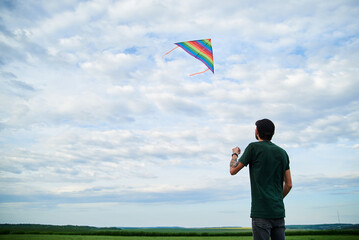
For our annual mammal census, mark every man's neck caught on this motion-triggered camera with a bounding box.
[258,138,270,142]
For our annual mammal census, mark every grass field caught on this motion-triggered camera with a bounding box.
[1,224,358,239]
[1,235,359,240]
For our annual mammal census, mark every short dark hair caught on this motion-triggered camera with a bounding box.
[256,119,275,140]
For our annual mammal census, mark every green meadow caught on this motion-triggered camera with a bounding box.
[1,235,359,240]
[1,224,358,240]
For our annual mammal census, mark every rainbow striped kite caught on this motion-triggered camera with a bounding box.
[163,39,214,76]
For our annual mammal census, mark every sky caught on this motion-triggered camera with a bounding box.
[0,0,358,228]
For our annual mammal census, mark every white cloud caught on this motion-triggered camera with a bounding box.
[0,0,358,227]
[81,52,143,75]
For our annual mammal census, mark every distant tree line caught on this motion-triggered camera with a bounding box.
[0,224,358,236]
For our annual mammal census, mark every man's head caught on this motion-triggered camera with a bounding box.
[255,119,275,141]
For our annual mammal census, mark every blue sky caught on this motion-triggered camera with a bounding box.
[0,0,358,227]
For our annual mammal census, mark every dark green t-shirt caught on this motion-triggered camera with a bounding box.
[239,141,290,219]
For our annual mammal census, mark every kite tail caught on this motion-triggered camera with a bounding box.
[189,68,210,76]
[162,46,179,58]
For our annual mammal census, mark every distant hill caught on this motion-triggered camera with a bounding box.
[1,223,359,237]
[0,224,121,234]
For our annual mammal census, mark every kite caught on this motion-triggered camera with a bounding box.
[163,39,214,76]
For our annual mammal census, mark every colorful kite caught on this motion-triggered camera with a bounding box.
[163,39,214,76]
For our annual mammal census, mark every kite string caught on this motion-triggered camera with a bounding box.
[162,46,179,58]
[189,68,210,76]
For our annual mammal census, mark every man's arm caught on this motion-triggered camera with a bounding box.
[230,147,245,175]
[283,169,292,198]
[230,157,245,175]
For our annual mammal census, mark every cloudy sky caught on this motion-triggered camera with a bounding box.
[1,0,358,228]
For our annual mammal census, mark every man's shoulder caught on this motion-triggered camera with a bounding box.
[246,142,260,150]
[270,142,289,160]
[248,141,272,147]
[271,142,287,152]
[245,142,267,153]
[248,141,262,146]
[250,141,287,153]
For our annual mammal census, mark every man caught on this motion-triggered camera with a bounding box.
[230,119,292,240]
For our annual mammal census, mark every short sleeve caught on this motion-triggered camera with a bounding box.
[285,152,290,170]
[239,144,253,166]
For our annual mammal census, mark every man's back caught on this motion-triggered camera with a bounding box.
[239,141,290,218]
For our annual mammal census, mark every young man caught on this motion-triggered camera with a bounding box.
[230,119,292,240]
